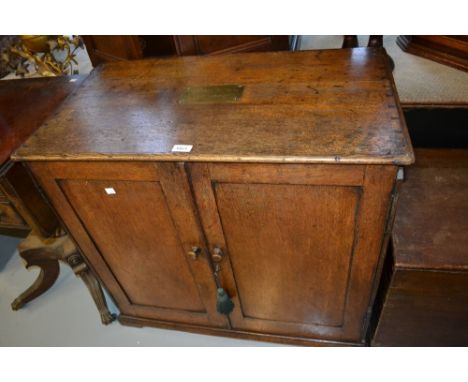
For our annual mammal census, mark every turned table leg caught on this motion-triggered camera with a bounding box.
[11,248,60,310]
[66,253,116,325]
[342,35,359,48]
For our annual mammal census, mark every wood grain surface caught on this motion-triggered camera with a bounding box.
[0,76,85,165]
[393,149,468,270]
[0,75,84,236]
[189,162,397,343]
[373,149,468,346]
[13,49,413,165]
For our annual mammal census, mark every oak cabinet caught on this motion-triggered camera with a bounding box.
[28,160,398,344]
[14,49,413,345]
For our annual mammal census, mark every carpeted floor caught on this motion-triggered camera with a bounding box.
[299,35,468,105]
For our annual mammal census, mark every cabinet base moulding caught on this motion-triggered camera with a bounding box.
[118,314,363,347]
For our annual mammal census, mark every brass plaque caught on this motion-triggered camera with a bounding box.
[179,84,244,104]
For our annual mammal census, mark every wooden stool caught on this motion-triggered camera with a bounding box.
[11,231,116,325]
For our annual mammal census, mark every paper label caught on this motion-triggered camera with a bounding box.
[105,187,116,195]
[171,144,193,153]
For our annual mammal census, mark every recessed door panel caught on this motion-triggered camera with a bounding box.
[214,183,359,327]
[60,179,204,311]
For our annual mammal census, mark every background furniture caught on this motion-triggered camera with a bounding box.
[0,76,81,237]
[373,149,468,346]
[82,35,290,66]
[342,35,394,70]
[397,36,468,72]
[14,48,413,346]
[0,76,114,324]
[342,35,383,49]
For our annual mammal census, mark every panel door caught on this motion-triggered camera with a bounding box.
[29,161,227,328]
[190,163,396,343]
[173,36,290,55]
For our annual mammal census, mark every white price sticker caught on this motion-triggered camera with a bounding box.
[105,187,116,195]
[171,144,193,153]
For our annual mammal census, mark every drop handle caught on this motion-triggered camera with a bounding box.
[187,246,201,260]
[216,288,234,315]
[210,248,234,314]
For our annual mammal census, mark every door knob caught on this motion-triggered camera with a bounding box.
[187,246,201,260]
[212,247,225,263]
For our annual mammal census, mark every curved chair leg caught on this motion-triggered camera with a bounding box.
[66,253,116,325]
[12,232,116,325]
[11,248,60,310]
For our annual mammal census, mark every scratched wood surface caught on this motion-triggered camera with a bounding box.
[13,48,413,165]
[393,149,468,271]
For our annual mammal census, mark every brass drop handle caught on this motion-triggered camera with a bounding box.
[187,246,201,260]
[212,247,225,263]
[211,247,234,315]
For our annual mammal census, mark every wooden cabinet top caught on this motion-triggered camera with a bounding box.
[14,48,414,165]
[0,76,85,165]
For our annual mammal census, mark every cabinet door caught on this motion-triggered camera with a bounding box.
[29,161,227,328]
[190,163,396,343]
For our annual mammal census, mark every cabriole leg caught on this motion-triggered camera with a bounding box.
[11,247,60,310]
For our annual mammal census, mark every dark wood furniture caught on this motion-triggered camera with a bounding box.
[397,36,468,72]
[342,36,394,71]
[373,149,468,346]
[0,76,82,236]
[14,48,414,346]
[0,76,115,324]
[342,35,383,49]
[82,35,290,66]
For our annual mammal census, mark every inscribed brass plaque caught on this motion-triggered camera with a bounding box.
[179,85,244,104]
